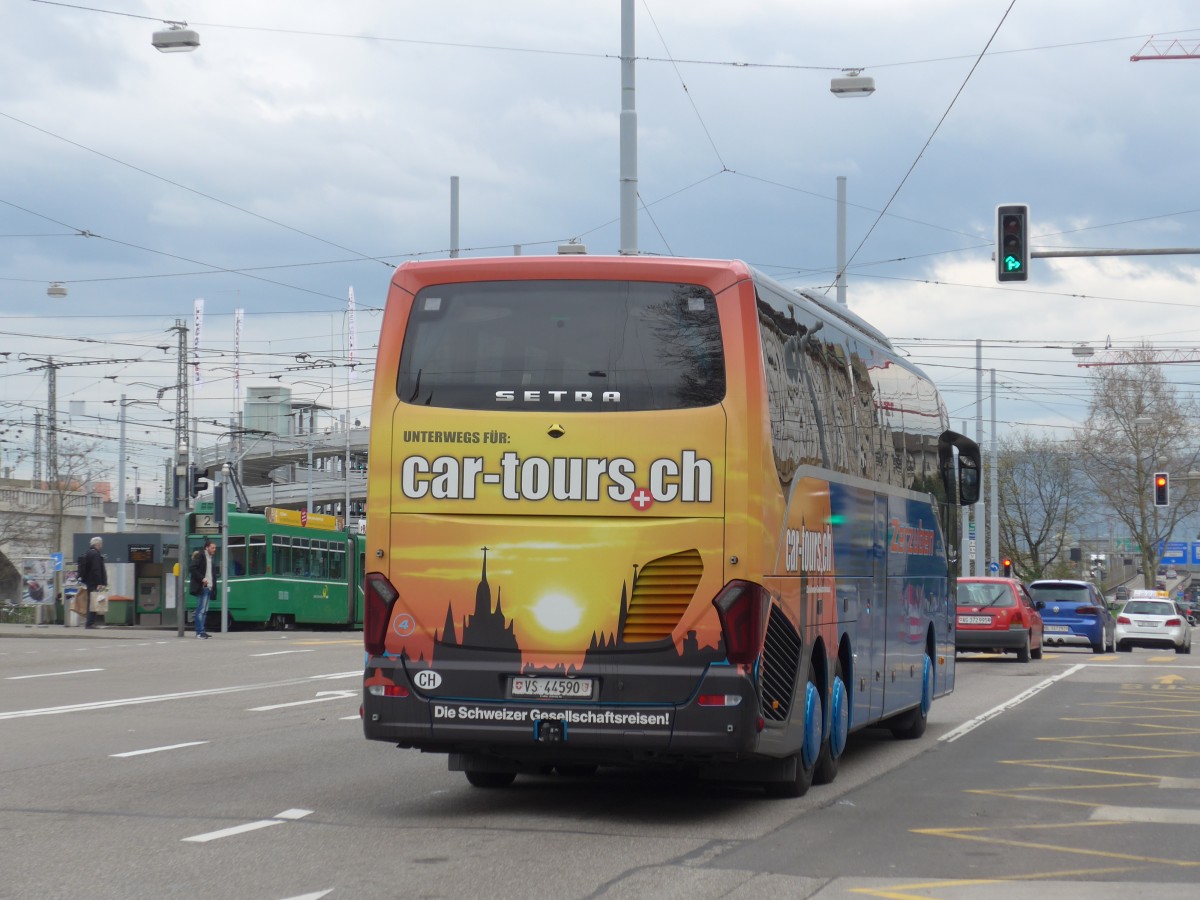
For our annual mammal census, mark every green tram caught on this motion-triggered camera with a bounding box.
[187,504,366,629]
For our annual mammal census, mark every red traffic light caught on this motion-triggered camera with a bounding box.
[1002,557,1013,576]
[1154,472,1169,506]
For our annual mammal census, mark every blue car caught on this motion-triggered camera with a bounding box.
[1027,579,1115,653]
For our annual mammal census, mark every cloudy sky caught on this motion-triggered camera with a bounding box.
[4,0,1200,502]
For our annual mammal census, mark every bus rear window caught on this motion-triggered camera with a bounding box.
[396,279,725,411]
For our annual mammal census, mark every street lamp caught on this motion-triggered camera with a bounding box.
[152,22,199,53]
[831,68,875,97]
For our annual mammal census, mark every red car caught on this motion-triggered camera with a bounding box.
[955,577,1044,662]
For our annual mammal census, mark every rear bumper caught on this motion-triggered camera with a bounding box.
[955,629,1028,652]
[362,657,763,766]
[1115,624,1188,650]
[1041,623,1101,646]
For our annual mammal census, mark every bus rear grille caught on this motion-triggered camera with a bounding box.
[623,549,703,642]
[759,604,801,722]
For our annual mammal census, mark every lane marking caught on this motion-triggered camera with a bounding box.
[249,689,357,712]
[251,650,317,657]
[940,663,1086,743]
[0,671,360,721]
[6,668,103,680]
[111,741,209,758]
[182,808,313,843]
[1160,776,1200,789]
[1092,805,1200,825]
[280,891,333,900]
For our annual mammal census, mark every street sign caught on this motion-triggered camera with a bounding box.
[988,561,999,574]
[50,552,63,572]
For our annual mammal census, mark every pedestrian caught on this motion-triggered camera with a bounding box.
[188,540,216,639]
[80,536,107,629]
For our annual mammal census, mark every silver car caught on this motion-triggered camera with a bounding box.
[1115,599,1193,654]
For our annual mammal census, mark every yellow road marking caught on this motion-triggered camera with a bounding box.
[849,880,1009,900]
[1157,674,1187,684]
[912,824,1200,867]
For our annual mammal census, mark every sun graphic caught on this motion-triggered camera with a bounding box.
[530,592,584,633]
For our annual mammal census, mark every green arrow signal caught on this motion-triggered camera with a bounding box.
[1004,255,1022,272]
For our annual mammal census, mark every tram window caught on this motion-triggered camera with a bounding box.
[329,547,345,580]
[248,534,267,576]
[312,540,328,579]
[295,538,311,577]
[272,536,291,577]
[228,535,247,577]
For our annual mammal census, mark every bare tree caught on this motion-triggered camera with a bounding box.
[996,431,1086,581]
[1076,346,1200,581]
[46,439,107,558]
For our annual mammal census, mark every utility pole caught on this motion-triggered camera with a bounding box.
[618,0,638,255]
[21,354,140,488]
[171,319,190,506]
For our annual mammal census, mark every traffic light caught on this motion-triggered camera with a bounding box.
[188,465,212,498]
[1154,472,1169,507]
[1002,557,1013,577]
[996,203,1029,283]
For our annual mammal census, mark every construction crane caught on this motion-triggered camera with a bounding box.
[1131,38,1200,62]
[1076,347,1200,368]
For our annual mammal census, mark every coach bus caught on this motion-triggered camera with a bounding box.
[361,255,979,796]
[188,505,366,629]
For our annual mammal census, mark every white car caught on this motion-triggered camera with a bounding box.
[1166,568,1178,579]
[1115,599,1193,654]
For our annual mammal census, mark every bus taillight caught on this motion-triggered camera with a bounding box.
[364,572,400,657]
[712,580,769,666]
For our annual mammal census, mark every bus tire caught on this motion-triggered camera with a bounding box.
[813,658,848,785]
[555,764,598,777]
[464,770,516,788]
[889,652,932,740]
[764,665,820,798]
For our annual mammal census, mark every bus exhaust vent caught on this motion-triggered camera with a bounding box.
[759,603,801,722]
[623,549,703,642]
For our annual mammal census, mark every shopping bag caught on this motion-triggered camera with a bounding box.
[72,589,88,616]
[92,592,109,615]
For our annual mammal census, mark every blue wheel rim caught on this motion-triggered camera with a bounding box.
[802,680,822,767]
[830,675,849,758]
[920,654,933,716]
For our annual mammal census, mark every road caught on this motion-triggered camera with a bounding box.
[1,627,1197,900]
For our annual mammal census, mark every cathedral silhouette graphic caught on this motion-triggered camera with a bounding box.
[403,548,725,677]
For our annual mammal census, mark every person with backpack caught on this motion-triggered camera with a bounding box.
[188,540,216,639]
[79,536,108,629]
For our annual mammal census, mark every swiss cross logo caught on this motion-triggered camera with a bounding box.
[631,488,654,511]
